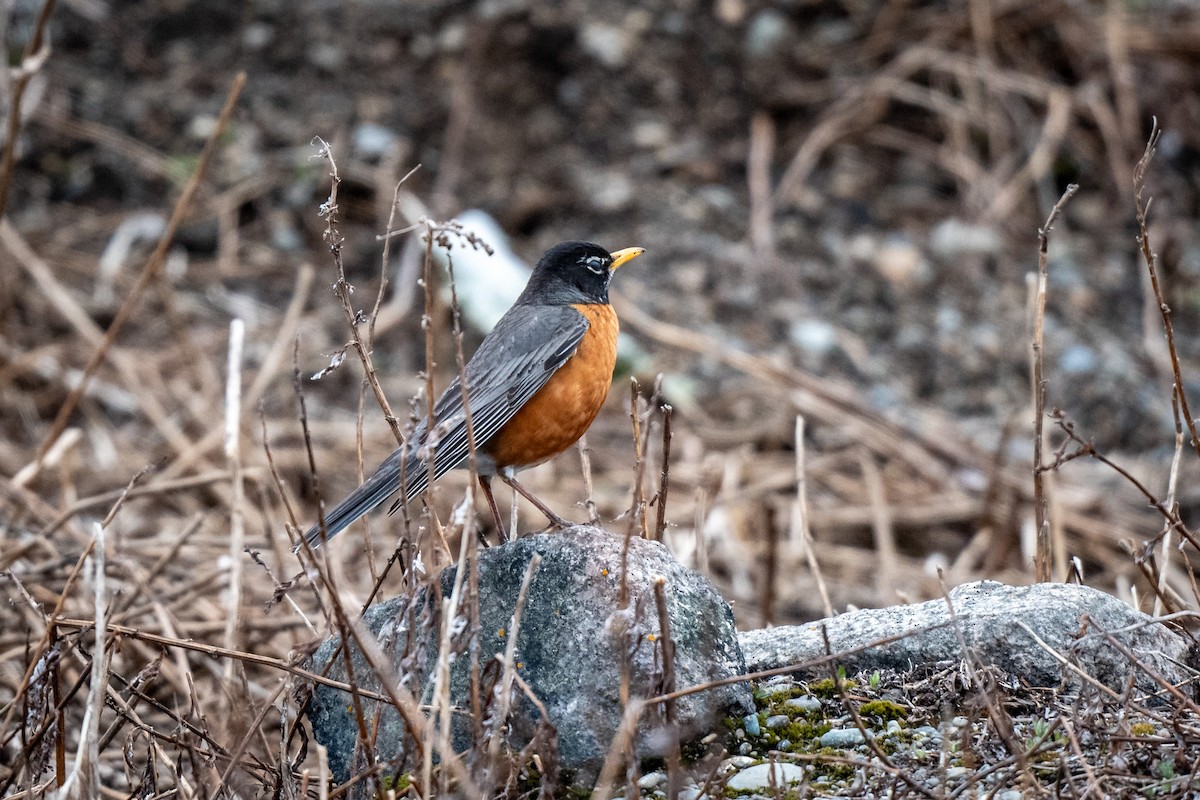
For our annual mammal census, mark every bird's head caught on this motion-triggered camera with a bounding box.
[520,241,645,305]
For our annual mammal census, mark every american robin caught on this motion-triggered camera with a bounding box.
[299,240,645,549]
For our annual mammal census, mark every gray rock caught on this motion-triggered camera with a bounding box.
[764,714,790,729]
[725,761,807,791]
[738,581,1194,692]
[819,727,866,748]
[306,526,751,785]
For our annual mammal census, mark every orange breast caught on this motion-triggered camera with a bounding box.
[484,303,618,469]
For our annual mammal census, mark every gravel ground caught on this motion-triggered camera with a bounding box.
[615,668,1200,798]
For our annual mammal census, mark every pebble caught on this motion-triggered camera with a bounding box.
[789,318,838,357]
[885,720,903,735]
[913,725,940,739]
[951,716,969,728]
[1060,343,1099,375]
[745,9,791,58]
[819,727,866,748]
[742,713,761,736]
[637,771,665,789]
[725,762,807,791]
[579,22,634,68]
[765,714,791,729]
[997,791,1023,800]
[352,123,399,159]
[930,218,1002,258]
[873,236,924,288]
[945,766,968,780]
[724,755,756,769]
[785,695,823,713]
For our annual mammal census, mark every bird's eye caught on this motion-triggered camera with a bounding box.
[581,255,607,275]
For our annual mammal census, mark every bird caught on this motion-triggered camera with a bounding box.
[298,240,645,550]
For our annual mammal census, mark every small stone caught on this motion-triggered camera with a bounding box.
[745,9,791,58]
[187,115,217,140]
[951,716,969,728]
[945,766,968,780]
[930,218,1002,259]
[789,319,837,356]
[352,123,399,159]
[632,120,670,149]
[998,791,1023,800]
[913,725,939,739]
[579,22,634,68]
[724,755,756,770]
[308,42,344,71]
[575,168,634,212]
[637,771,666,789]
[785,696,822,713]
[873,236,924,288]
[742,713,761,736]
[242,22,273,49]
[936,305,962,334]
[1059,344,1098,375]
[765,714,790,729]
[725,762,806,791]
[737,741,752,755]
[819,728,866,748]
[885,720,902,735]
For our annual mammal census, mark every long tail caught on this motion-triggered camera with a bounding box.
[296,450,430,551]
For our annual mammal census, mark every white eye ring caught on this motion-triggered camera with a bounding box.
[582,255,607,275]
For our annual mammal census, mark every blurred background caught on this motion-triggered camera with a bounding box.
[5,0,1200,634]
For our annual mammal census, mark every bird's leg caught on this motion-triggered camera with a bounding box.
[478,475,508,542]
[499,473,571,531]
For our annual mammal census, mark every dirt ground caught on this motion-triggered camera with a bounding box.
[4,0,1200,794]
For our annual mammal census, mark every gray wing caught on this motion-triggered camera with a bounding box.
[299,304,588,548]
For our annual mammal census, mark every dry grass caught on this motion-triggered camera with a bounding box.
[3,0,1200,796]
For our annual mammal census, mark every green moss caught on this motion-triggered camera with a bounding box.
[755,684,808,706]
[807,677,856,698]
[1130,722,1156,737]
[378,773,411,794]
[724,785,805,800]
[858,699,908,723]
[810,748,856,782]
[776,719,830,748]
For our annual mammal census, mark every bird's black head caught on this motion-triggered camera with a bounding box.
[518,241,645,306]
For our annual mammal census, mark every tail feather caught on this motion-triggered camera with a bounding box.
[296,451,428,551]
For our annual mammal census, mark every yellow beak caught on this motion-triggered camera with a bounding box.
[609,247,645,271]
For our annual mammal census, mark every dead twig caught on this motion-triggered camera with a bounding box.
[0,0,57,219]
[1031,182,1078,582]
